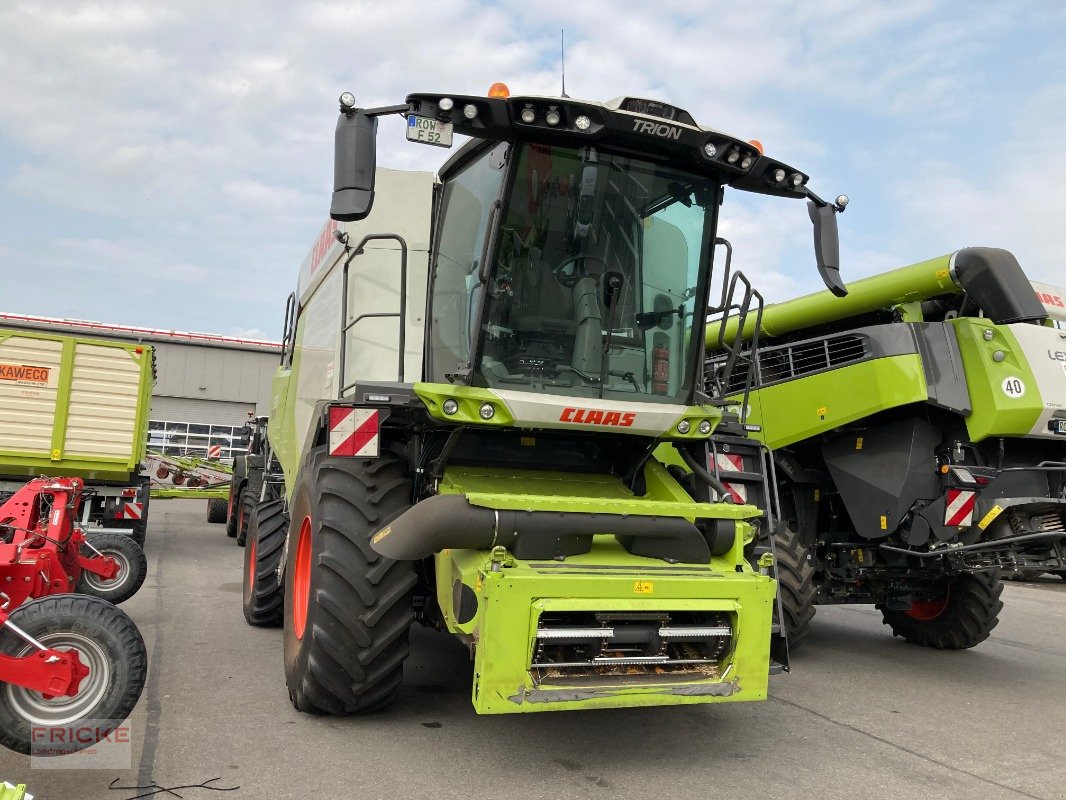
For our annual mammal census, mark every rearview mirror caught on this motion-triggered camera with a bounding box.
[330,110,377,222]
[807,201,848,298]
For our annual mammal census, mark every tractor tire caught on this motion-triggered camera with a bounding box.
[76,532,148,605]
[0,594,147,755]
[131,489,150,549]
[772,525,817,649]
[207,498,228,524]
[228,456,261,546]
[236,487,257,547]
[878,571,1003,650]
[283,446,416,715]
[243,498,287,627]
[225,483,241,538]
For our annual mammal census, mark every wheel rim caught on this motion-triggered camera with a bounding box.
[5,633,111,727]
[292,516,313,640]
[247,537,257,593]
[906,588,951,621]
[81,549,131,594]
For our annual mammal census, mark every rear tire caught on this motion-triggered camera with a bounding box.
[772,525,817,649]
[243,499,287,627]
[878,571,1003,650]
[207,498,227,524]
[75,532,148,605]
[283,447,416,715]
[236,487,256,547]
[0,594,147,755]
[225,483,241,538]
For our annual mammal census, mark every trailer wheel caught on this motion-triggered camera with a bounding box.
[0,594,147,755]
[772,524,817,649]
[236,487,257,547]
[243,498,287,627]
[207,498,227,524]
[283,446,416,715]
[76,533,148,605]
[877,571,1003,650]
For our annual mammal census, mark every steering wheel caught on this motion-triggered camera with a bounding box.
[552,254,608,288]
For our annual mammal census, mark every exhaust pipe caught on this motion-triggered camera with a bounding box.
[370,494,722,563]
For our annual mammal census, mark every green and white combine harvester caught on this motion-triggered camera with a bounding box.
[708,251,1066,648]
[241,83,855,714]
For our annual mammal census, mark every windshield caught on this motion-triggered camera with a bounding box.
[428,142,716,404]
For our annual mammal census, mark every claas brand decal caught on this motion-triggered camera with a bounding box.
[0,363,50,387]
[1036,289,1064,308]
[559,407,636,427]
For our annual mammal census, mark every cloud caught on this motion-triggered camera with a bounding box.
[898,82,1066,284]
[0,0,1062,337]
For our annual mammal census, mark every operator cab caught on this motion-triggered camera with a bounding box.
[429,138,715,404]
[330,86,849,409]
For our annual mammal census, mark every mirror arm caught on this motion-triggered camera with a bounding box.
[352,103,411,118]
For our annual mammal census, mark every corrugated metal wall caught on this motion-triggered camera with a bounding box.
[150,396,255,426]
[152,342,277,413]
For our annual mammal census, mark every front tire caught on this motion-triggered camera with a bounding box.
[243,499,287,627]
[76,532,148,605]
[283,447,416,715]
[772,525,817,649]
[0,595,147,755]
[878,571,1003,650]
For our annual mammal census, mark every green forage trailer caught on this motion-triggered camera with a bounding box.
[242,83,853,715]
[0,328,154,545]
[708,251,1066,648]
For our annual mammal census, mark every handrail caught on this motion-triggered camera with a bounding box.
[279,292,296,366]
[339,233,409,397]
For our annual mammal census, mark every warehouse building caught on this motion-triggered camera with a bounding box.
[0,312,281,461]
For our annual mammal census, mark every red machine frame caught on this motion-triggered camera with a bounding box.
[0,477,120,698]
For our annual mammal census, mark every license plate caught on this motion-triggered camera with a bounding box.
[406,116,453,148]
[1053,419,1066,435]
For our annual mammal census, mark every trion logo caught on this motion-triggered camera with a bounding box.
[631,118,682,140]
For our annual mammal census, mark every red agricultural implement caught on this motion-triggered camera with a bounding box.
[0,477,148,754]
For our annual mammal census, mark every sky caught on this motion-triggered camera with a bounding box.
[1,0,1064,340]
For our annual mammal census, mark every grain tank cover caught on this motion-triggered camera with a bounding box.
[951,247,1047,325]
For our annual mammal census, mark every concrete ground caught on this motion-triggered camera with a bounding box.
[2,499,1064,800]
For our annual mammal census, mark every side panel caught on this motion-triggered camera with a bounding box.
[0,332,63,456]
[270,169,434,497]
[65,343,143,460]
[952,318,1043,442]
[746,355,928,450]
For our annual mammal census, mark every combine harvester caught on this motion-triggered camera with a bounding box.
[0,476,146,754]
[707,252,1066,647]
[240,82,855,715]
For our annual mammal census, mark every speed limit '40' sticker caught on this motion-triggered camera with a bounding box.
[1001,376,1026,398]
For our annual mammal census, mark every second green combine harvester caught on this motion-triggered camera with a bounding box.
[707,250,1066,649]
[242,83,853,714]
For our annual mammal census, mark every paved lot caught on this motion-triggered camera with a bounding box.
[2,500,1064,799]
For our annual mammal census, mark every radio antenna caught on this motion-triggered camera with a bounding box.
[560,28,569,98]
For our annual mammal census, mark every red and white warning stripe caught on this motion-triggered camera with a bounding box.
[328,407,380,458]
[207,444,222,459]
[123,502,144,520]
[715,453,747,504]
[944,489,977,527]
